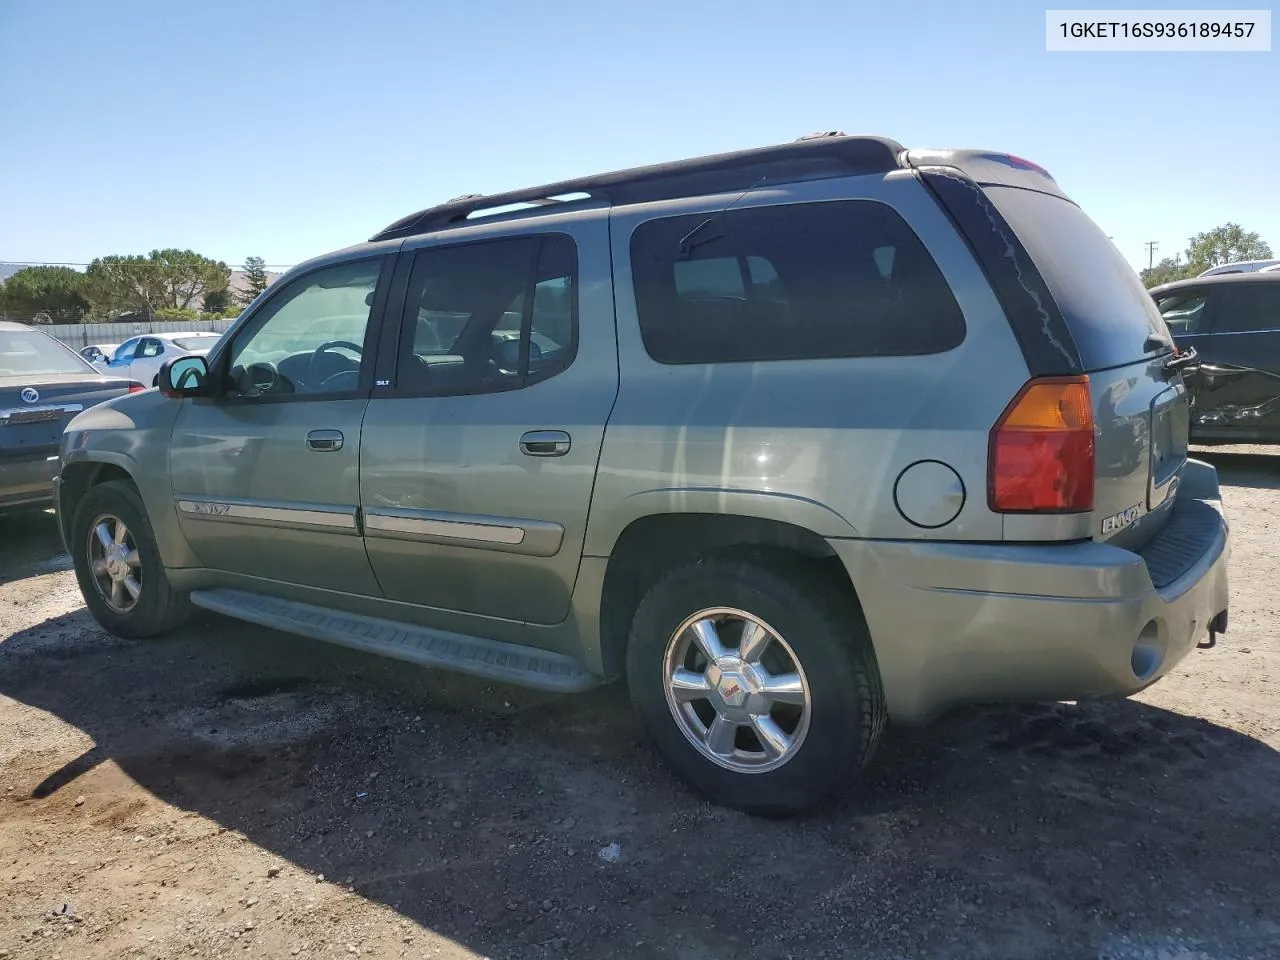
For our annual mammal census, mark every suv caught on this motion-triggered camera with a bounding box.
[56,135,1230,814]
[1151,272,1280,444]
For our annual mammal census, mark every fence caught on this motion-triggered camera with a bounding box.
[41,319,237,352]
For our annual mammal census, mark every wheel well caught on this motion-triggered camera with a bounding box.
[59,462,136,524]
[597,514,854,679]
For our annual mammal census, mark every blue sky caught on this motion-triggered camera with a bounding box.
[0,0,1275,274]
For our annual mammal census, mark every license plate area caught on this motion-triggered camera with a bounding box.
[1149,384,1189,509]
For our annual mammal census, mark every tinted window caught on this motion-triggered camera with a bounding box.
[397,235,577,395]
[1156,292,1210,334]
[630,200,964,364]
[112,339,140,362]
[1210,284,1280,334]
[0,329,91,377]
[985,187,1172,369]
[227,259,382,397]
[138,338,164,358]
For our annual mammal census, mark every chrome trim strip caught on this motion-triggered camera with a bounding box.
[365,512,525,545]
[363,507,564,557]
[176,498,358,532]
[0,403,84,425]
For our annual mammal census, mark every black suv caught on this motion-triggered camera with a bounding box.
[1152,272,1280,444]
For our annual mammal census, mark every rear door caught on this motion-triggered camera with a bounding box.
[1185,282,1280,440]
[359,215,618,629]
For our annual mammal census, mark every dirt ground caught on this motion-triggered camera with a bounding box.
[1,449,1277,960]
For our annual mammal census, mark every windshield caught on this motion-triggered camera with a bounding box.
[0,329,93,377]
[173,335,222,351]
[985,187,1174,369]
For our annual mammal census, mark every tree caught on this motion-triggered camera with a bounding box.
[84,249,231,319]
[241,256,270,304]
[1140,256,1197,289]
[202,287,233,313]
[0,265,90,321]
[1184,223,1273,272]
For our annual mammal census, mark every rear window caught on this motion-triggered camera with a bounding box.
[0,329,90,377]
[173,335,222,351]
[630,199,966,365]
[985,187,1172,370]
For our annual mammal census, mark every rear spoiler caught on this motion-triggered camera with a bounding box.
[900,149,1073,203]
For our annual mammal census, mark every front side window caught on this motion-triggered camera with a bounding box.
[1156,292,1209,334]
[396,234,577,395]
[226,259,382,398]
[112,339,140,363]
[630,199,966,364]
[1210,284,1280,334]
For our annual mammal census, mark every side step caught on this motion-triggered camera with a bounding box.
[189,588,600,693]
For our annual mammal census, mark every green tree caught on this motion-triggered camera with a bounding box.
[0,265,90,321]
[241,256,269,304]
[1184,223,1273,272]
[84,249,231,319]
[202,287,233,313]
[1140,256,1197,289]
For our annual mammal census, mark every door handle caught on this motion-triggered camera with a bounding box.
[307,429,344,452]
[520,430,571,457]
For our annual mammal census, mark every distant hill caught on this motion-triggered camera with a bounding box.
[0,263,31,282]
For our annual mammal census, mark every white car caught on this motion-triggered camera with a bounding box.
[79,343,120,367]
[1197,258,1280,277]
[103,331,225,386]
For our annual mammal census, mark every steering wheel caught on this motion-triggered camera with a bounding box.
[307,340,363,389]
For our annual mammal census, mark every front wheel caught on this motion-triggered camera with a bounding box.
[70,479,191,639]
[626,552,886,816]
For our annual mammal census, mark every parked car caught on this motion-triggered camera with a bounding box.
[1197,258,1280,278]
[104,331,224,387]
[1151,272,1280,444]
[1,323,142,513]
[80,343,120,367]
[56,135,1229,814]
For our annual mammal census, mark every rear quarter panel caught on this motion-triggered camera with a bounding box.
[586,172,1033,556]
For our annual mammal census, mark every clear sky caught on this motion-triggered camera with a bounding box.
[0,0,1275,274]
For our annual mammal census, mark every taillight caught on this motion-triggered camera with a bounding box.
[127,382,146,393]
[989,376,1095,513]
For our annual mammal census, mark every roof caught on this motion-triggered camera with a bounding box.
[1150,272,1280,297]
[371,134,907,242]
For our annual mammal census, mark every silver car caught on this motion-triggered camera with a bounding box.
[56,135,1230,814]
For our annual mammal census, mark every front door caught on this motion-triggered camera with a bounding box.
[170,255,393,596]
[359,220,618,627]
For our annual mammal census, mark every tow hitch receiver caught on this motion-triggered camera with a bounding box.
[1199,610,1229,650]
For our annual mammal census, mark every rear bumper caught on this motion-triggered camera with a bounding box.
[0,453,60,512]
[830,460,1230,725]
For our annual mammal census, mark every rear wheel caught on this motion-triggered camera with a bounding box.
[626,552,886,815]
[71,480,190,638]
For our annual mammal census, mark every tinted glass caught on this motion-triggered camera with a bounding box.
[397,234,577,395]
[138,338,163,358]
[630,200,965,364]
[985,187,1173,369]
[1156,292,1210,334]
[0,329,92,377]
[227,259,381,397]
[112,339,140,362]
[1210,283,1280,334]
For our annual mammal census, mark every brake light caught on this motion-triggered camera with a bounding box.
[989,376,1095,513]
[127,382,146,393]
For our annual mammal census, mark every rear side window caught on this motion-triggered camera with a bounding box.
[630,200,965,365]
[1209,283,1280,334]
[1156,291,1210,334]
[985,187,1172,370]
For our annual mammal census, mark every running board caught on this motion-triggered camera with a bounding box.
[189,588,599,693]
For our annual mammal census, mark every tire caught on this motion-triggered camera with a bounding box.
[626,551,886,816]
[70,479,191,639]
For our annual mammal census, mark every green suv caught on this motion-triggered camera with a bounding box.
[56,134,1230,814]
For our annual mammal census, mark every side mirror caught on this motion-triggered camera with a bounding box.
[158,355,214,398]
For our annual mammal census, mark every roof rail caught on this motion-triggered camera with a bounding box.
[370,135,905,242]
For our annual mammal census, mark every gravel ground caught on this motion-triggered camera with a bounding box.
[1,448,1277,960]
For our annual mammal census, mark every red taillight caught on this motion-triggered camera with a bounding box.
[127,382,146,393]
[989,376,1095,513]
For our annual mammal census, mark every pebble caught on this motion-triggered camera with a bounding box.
[74,797,85,807]
[542,899,554,911]
[452,821,462,829]
[267,867,282,878]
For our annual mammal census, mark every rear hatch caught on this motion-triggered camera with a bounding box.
[1,328,138,465]
[984,186,1188,549]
